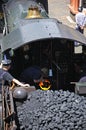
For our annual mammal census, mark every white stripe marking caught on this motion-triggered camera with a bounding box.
[66,16,75,23]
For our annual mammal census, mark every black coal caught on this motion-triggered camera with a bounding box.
[17,90,86,130]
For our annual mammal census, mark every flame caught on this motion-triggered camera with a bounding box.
[39,79,51,90]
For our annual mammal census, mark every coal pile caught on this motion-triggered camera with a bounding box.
[17,90,86,130]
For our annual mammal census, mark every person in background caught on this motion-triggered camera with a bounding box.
[0,58,30,92]
[75,8,86,34]
[20,66,43,87]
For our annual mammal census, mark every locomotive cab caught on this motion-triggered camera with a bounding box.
[2,37,86,92]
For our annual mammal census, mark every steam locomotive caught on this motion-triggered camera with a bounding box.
[0,0,86,129]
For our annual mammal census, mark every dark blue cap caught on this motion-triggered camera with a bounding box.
[22,66,42,80]
[2,54,11,66]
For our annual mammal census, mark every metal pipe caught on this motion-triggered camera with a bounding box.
[2,4,8,35]
[9,90,17,130]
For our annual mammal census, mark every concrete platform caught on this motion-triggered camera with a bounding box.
[48,0,86,36]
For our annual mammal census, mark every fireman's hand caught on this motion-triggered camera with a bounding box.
[22,84,31,88]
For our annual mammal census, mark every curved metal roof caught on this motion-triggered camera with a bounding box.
[1,18,86,52]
